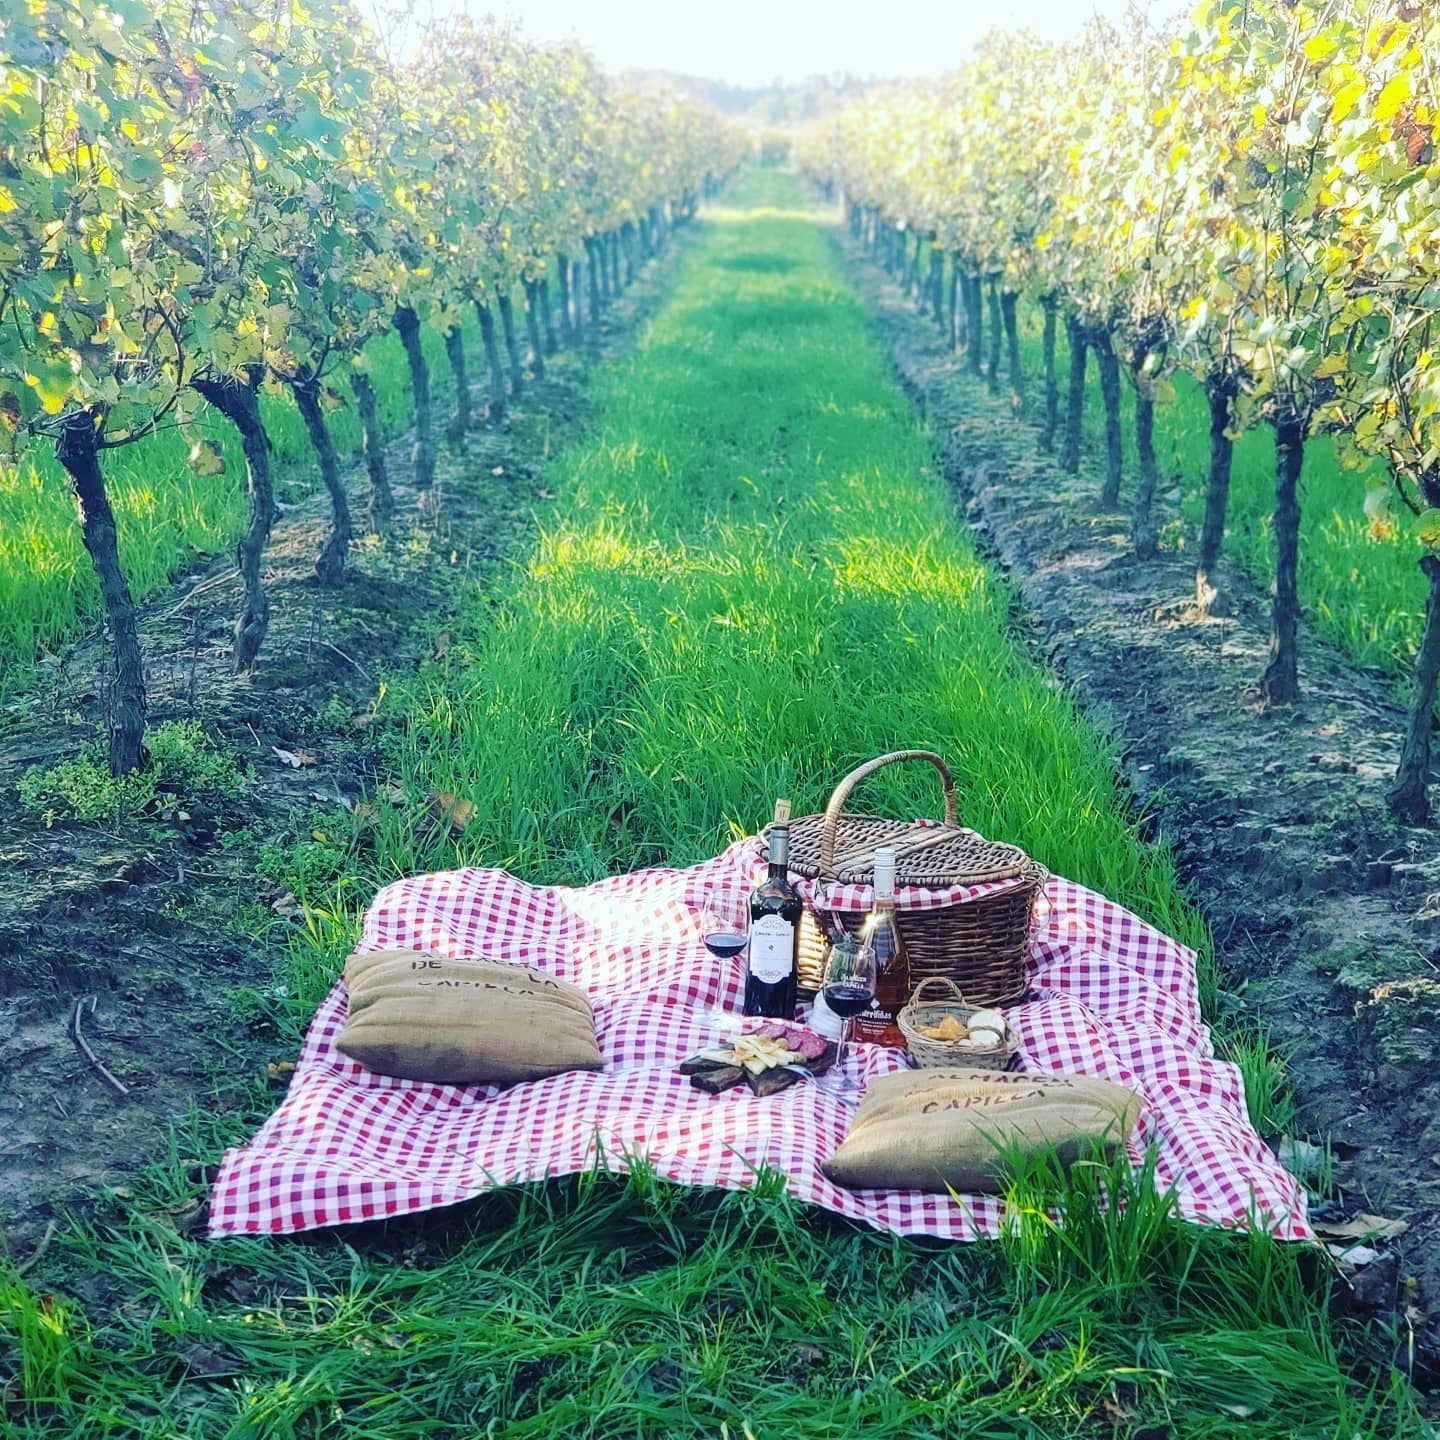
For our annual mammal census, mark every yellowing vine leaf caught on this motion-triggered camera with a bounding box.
[187,440,226,477]
[1375,75,1411,124]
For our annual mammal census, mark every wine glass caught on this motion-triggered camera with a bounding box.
[699,902,748,962]
[697,902,747,1027]
[819,931,877,1094]
[699,910,748,967]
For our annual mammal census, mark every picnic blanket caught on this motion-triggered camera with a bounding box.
[208,838,1310,1240]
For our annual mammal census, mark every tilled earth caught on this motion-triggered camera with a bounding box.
[837,228,1440,1381]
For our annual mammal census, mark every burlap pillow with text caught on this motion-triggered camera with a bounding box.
[822,1067,1142,1194]
[335,949,604,1086]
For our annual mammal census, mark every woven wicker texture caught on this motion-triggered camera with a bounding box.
[773,751,1028,887]
[897,977,1020,1070]
[776,751,1045,1005]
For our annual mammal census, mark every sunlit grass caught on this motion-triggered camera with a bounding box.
[0,172,1417,1438]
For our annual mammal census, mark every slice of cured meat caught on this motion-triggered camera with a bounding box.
[793,1031,828,1061]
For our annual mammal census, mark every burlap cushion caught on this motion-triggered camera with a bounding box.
[822,1067,1142,1193]
[335,949,604,1086]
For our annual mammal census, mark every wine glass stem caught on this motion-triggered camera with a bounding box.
[836,1017,850,1077]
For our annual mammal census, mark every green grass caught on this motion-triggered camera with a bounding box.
[1,1154,1416,1439]
[0,319,452,676]
[1,172,1419,1437]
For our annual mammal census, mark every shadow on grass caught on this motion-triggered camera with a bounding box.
[712,254,798,276]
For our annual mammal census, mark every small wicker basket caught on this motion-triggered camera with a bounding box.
[896,977,1019,1071]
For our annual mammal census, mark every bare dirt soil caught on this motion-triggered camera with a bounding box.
[0,235,696,1270]
[837,230,1440,1381]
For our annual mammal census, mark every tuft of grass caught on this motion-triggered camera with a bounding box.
[1219,1024,1299,1140]
[17,717,251,825]
[0,172,1418,1438]
[2,1150,1417,1437]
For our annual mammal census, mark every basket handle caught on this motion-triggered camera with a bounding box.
[818,749,957,878]
[907,976,970,1008]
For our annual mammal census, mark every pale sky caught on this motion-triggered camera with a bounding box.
[370,0,1144,86]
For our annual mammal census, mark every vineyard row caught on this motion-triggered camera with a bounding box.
[1,1,745,772]
[800,0,1440,822]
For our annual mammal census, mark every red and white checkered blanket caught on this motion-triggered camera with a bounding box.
[209,839,1310,1240]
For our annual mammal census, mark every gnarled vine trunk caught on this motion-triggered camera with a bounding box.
[1000,290,1024,412]
[1130,379,1159,559]
[948,257,963,352]
[55,411,146,775]
[1094,332,1123,507]
[293,377,352,585]
[392,306,436,507]
[192,369,273,673]
[1060,315,1088,475]
[1262,411,1305,705]
[985,279,1002,392]
[349,370,393,532]
[929,248,945,332]
[557,255,576,344]
[522,281,546,381]
[622,222,638,285]
[585,239,603,323]
[1388,554,1440,822]
[1039,296,1059,451]
[442,324,470,450]
[590,236,610,307]
[965,273,984,377]
[537,276,559,355]
[570,258,586,341]
[1196,370,1239,614]
[496,290,525,396]
[608,231,622,295]
[475,299,506,423]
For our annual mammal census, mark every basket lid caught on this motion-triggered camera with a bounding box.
[763,813,1028,888]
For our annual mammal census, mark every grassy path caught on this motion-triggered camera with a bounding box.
[3,173,1416,1438]
[360,181,1201,935]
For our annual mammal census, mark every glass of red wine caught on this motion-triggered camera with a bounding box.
[700,904,749,963]
[699,904,754,1008]
[702,929,748,961]
[699,904,749,1024]
[820,930,876,1093]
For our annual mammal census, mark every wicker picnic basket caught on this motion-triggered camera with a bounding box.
[766,750,1046,1007]
[896,977,1020,1070]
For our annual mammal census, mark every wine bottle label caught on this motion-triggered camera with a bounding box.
[748,913,795,984]
[853,999,905,1047]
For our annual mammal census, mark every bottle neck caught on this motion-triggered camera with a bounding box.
[767,825,790,878]
[871,846,897,909]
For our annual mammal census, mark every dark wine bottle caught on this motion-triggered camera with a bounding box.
[744,815,801,1018]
